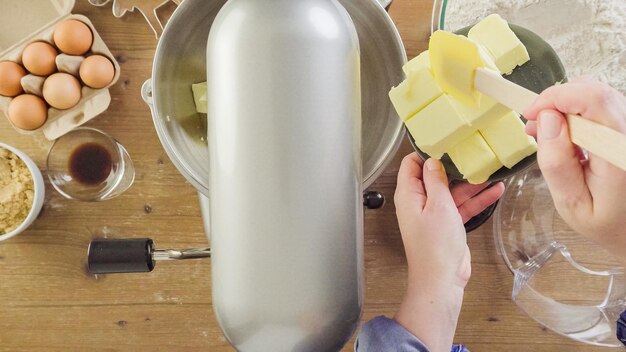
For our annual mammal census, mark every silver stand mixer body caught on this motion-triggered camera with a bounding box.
[142,0,406,349]
[206,0,363,350]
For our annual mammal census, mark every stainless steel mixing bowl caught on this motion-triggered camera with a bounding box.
[142,0,406,196]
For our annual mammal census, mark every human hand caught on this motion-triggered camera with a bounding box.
[524,79,626,262]
[393,154,504,352]
[394,154,505,288]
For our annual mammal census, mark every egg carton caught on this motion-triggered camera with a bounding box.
[0,0,120,140]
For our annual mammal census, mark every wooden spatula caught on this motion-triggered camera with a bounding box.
[475,68,626,172]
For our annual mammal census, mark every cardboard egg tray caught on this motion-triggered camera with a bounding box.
[0,0,120,140]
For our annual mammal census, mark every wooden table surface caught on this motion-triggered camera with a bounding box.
[0,1,611,351]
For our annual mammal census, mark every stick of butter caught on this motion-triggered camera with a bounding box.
[468,14,530,75]
[450,94,510,130]
[448,132,503,184]
[480,111,537,168]
[192,81,208,114]
[403,51,430,76]
[389,68,443,122]
[405,94,474,159]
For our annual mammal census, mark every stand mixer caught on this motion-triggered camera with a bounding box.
[88,0,406,350]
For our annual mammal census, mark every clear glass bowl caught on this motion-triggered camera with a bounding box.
[434,2,626,347]
[46,127,135,201]
[494,165,625,347]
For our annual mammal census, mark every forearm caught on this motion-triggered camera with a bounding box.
[394,276,465,352]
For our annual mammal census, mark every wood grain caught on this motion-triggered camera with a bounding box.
[0,0,611,351]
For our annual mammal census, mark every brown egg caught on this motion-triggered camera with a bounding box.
[21,42,57,76]
[79,55,115,89]
[8,94,48,130]
[43,73,82,110]
[0,61,26,97]
[53,19,93,56]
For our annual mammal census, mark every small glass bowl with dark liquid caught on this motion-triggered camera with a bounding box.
[46,127,135,201]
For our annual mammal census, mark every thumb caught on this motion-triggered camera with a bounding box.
[537,110,591,211]
[423,158,455,210]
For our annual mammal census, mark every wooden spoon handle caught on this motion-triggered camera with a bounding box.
[474,68,536,113]
[474,68,626,172]
[567,114,626,171]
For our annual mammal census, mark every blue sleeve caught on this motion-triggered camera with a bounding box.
[355,316,469,352]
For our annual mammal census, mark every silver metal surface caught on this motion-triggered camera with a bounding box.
[152,247,211,261]
[206,1,362,350]
[146,0,406,350]
[146,0,406,196]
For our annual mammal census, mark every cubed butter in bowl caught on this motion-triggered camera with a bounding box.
[388,68,442,122]
[450,94,509,130]
[480,111,537,169]
[389,14,556,184]
[448,132,503,185]
[402,51,430,76]
[468,14,530,75]
[192,81,208,114]
[404,94,473,159]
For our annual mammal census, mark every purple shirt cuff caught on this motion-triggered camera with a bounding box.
[355,316,469,352]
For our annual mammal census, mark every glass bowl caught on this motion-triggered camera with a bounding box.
[46,127,135,201]
[494,165,625,347]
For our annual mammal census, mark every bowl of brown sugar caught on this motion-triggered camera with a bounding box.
[0,143,45,241]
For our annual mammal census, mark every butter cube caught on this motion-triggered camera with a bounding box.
[448,132,503,184]
[403,51,430,75]
[389,68,443,121]
[468,14,530,75]
[451,94,510,130]
[405,94,474,159]
[480,111,537,168]
[192,81,208,114]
